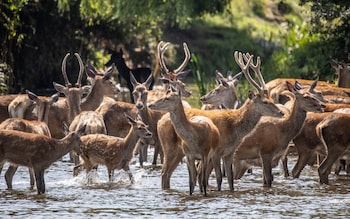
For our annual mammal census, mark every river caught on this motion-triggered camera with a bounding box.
[0,150,349,218]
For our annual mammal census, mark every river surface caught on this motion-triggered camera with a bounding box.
[0,149,349,219]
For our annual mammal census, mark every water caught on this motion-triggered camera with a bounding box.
[0,150,349,219]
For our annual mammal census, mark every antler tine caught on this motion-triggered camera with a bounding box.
[61,53,72,87]
[157,41,170,74]
[174,42,191,74]
[74,53,84,87]
[243,53,266,90]
[234,51,261,93]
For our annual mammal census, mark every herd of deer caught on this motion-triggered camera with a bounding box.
[0,41,349,196]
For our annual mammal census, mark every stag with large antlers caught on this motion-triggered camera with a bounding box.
[8,54,118,139]
[0,123,86,194]
[156,51,284,191]
[233,81,324,187]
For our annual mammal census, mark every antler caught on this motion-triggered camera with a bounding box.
[61,53,72,87]
[234,51,262,94]
[243,53,267,91]
[157,41,171,74]
[157,41,191,79]
[61,53,85,87]
[74,53,84,87]
[173,42,191,74]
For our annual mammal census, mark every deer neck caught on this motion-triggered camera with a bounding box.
[280,96,308,137]
[66,99,81,123]
[115,58,130,79]
[168,100,193,142]
[123,126,141,156]
[81,84,104,111]
[52,136,78,162]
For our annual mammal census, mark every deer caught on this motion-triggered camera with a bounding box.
[0,123,86,194]
[315,113,350,184]
[131,41,192,166]
[155,51,284,191]
[266,77,350,104]
[200,70,243,110]
[73,114,152,183]
[149,88,222,196]
[8,54,119,139]
[105,48,154,103]
[330,58,350,88]
[0,90,59,189]
[233,81,325,187]
[131,72,165,167]
[0,95,18,123]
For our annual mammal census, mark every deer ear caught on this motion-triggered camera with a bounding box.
[86,62,97,78]
[248,90,254,99]
[287,81,296,92]
[145,73,154,90]
[309,78,319,92]
[124,113,136,125]
[130,72,138,88]
[50,93,60,104]
[53,82,68,96]
[26,89,39,102]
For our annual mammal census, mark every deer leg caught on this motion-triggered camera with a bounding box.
[186,156,197,195]
[318,147,345,185]
[5,165,18,189]
[260,154,273,187]
[211,154,223,191]
[123,166,134,184]
[34,169,45,194]
[291,149,314,178]
[223,155,234,191]
[161,151,184,189]
[201,156,208,196]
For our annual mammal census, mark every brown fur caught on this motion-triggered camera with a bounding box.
[316,113,350,184]
[73,115,152,182]
[0,125,85,194]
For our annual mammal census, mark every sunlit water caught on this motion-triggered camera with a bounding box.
[0,149,349,219]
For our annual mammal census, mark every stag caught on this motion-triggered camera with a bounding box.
[73,114,152,183]
[105,48,154,103]
[233,81,324,187]
[156,51,284,191]
[0,124,86,194]
[0,90,59,189]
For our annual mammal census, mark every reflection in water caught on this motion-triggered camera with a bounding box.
[0,152,349,218]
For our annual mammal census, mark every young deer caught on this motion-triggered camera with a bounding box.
[0,90,59,189]
[156,51,284,191]
[73,114,152,183]
[105,48,154,103]
[330,58,350,88]
[316,113,350,184]
[0,124,86,194]
[149,90,222,196]
[233,81,324,187]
